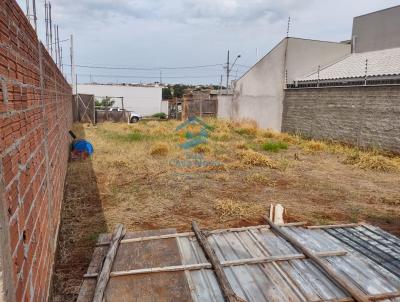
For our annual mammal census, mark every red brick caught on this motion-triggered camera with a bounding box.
[0,1,72,300]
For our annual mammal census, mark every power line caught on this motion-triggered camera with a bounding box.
[78,73,224,79]
[67,63,225,71]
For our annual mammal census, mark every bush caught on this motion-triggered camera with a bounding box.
[262,141,288,152]
[152,112,167,119]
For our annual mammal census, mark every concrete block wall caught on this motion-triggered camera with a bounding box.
[0,1,73,301]
[282,86,400,153]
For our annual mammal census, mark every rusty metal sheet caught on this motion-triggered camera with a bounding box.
[77,228,194,302]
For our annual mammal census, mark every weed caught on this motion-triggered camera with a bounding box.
[193,144,211,154]
[235,142,249,150]
[238,150,276,168]
[262,141,288,152]
[102,129,146,142]
[234,120,258,136]
[344,151,399,172]
[214,198,263,220]
[150,143,169,156]
[303,140,327,152]
[245,173,270,185]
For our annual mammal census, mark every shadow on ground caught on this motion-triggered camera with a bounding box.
[51,123,107,302]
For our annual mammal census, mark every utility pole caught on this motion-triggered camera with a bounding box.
[54,25,58,66]
[45,2,49,50]
[70,34,75,92]
[219,75,223,95]
[49,2,53,57]
[57,25,61,69]
[160,70,163,85]
[32,0,37,32]
[226,50,230,90]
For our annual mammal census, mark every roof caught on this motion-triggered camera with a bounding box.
[78,223,400,302]
[354,5,400,19]
[237,37,347,83]
[298,47,400,82]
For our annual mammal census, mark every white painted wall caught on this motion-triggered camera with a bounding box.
[352,5,400,53]
[77,84,162,116]
[160,100,169,115]
[229,37,350,131]
[217,95,233,119]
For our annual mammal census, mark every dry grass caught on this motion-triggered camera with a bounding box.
[245,173,270,185]
[345,151,400,172]
[215,198,264,221]
[238,149,276,168]
[150,142,169,156]
[303,140,328,152]
[193,144,211,154]
[233,119,259,136]
[52,118,400,302]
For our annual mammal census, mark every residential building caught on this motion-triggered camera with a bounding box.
[77,84,165,116]
[352,5,400,53]
[219,38,351,130]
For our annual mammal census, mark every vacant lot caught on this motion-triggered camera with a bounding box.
[51,119,400,302]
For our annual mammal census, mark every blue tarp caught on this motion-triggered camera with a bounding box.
[72,140,94,155]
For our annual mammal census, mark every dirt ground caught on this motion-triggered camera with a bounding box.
[50,119,400,302]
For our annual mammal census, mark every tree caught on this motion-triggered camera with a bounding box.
[95,97,115,109]
[162,88,173,100]
[172,84,186,98]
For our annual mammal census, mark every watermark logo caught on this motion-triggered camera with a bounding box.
[170,117,222,169]
[175,116,213,149]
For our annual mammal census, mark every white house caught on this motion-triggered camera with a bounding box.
[218,37,351,131]
[77,84,166,116]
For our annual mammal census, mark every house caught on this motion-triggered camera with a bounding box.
[352,5,400,53]
[282,6,400,153]
[218,38,351,130]
[77,84,166,116]
[294,5,400,87]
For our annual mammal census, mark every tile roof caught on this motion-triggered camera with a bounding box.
[298,47,400,82]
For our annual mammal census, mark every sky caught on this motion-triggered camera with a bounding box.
[17,0,400,85]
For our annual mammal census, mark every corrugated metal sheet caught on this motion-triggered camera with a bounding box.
[297,47,400,82]
[323,225,400,279]
[176,225,400,302]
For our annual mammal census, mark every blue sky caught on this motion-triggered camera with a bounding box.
[17,0,400,85]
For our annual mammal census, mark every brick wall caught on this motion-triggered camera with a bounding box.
[0,1,73,301]
[282,85,400,153]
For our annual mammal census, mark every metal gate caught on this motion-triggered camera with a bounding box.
[73,94,96,124]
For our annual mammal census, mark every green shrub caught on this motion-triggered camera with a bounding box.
[152,112,167,119]
[261,141,288,152]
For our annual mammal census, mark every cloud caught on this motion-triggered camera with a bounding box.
[52,0,313,25]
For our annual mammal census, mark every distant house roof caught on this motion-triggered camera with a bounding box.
[297,47,400,82]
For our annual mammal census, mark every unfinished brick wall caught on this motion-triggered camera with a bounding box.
[282,86,400,153]
[0,1,73,301]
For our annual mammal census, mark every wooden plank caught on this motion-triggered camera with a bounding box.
[369,290,400,301]
[264,217,370,302]
[96,225,271,247]
[307,223,361,229]
[84,250,347,279]
[92,224,126,302]
[192,221,247,302]
[276,222,308,227]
